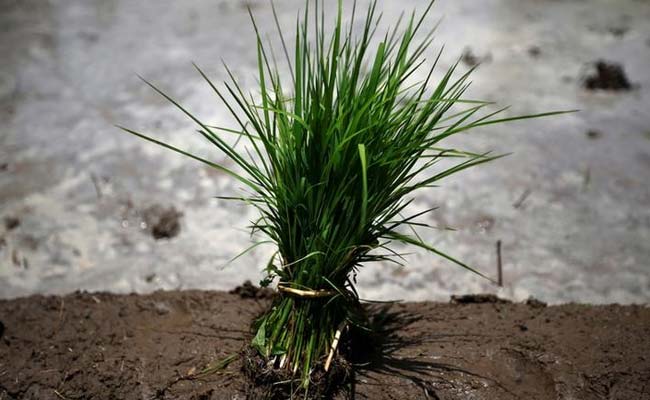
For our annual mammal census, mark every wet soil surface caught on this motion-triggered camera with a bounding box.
[0,290,649,399]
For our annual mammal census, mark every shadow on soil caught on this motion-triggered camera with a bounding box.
[346,304,503,400]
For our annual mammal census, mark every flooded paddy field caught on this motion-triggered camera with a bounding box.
[1,0,649,304]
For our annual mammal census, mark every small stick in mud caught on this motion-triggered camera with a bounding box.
[89,173,102,199]
[496,240,503,287]
[513,188,532,209]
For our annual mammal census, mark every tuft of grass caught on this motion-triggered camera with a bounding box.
[120,0,571,393]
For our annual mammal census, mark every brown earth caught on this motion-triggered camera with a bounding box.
[0,289,649,400]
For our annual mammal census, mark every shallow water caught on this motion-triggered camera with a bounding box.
[1,0,649,304]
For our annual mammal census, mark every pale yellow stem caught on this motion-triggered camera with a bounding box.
[277,284,336,298]
[324,322,346,372]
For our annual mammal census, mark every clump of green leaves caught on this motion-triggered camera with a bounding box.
[121,0,567,393]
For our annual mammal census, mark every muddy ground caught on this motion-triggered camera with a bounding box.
[1,289,649,399]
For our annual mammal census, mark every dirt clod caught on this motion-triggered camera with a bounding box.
[586,129,603,139]
[450,294,512,304]
[526,297,548,308]
[229,280,275,299]
[462,48,479,67]
[142,204,182,239]
[461,47,491,67]
[3,216,20,231]
[609,26,628,38]
[528,46,541,58]
[583,61,632,91]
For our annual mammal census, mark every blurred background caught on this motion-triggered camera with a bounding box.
[1,0,649,304]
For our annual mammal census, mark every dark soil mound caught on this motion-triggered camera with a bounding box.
[229,280,275,300]
[142,205,182,240]
[583,60,633,91]
[1,290,649,399]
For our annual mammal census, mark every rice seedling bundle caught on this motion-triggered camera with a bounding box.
[120,0,567,393]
